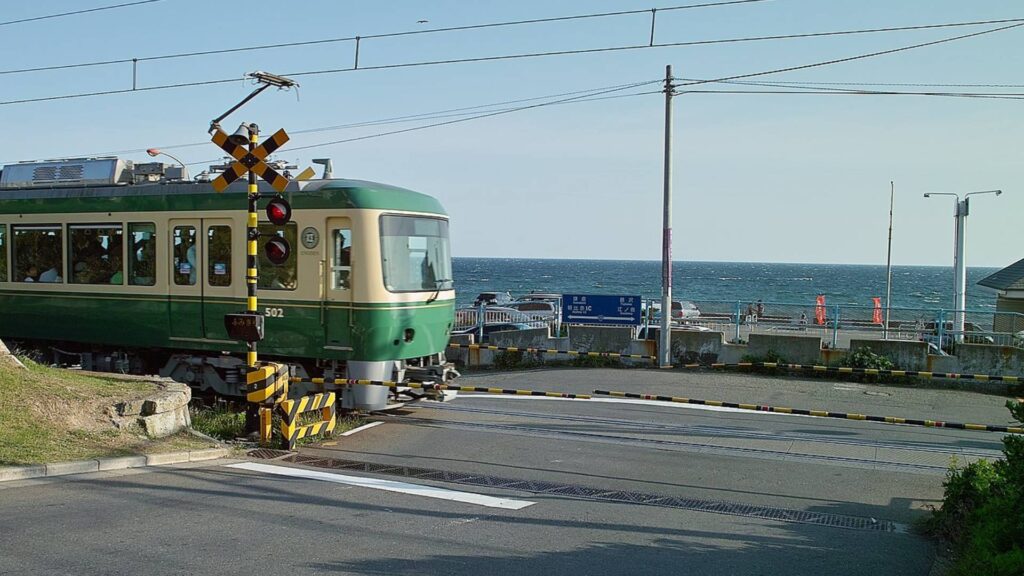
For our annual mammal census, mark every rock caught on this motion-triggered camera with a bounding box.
[0,339,26,370]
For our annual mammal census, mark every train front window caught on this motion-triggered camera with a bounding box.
[380,215,452,293]
[331,228,352,290]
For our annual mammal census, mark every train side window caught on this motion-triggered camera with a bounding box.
[128,222,156,286]
[331,228,352,290]
[0,224,7,282]
[69,224,124,285]
[173,226,197,286]
[258,222,297,290]
[207,225,231,287]
[12,225,63,283]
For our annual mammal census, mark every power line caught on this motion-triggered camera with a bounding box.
[186,82,666,165]
[5,15,1021,77]
[0,80,664,165]
[0,0,771,75]
[718,80,1024,88]
[4,16,1023,108]
[675,21,1024,88]
[0,0,162,27]
[681,89,1024,99]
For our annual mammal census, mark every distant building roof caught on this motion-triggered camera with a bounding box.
[978,257,1024,291]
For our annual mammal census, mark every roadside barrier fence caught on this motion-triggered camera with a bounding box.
[291,375,1020,435]
[447,342,1022,383]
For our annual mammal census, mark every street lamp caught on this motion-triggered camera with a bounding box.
[922,189,1002,343]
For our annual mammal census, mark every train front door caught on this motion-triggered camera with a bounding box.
[168,219,203,342]
[323,217,353,354]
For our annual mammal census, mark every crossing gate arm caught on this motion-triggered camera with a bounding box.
[290,377,591,400]
[592,390,1024,435]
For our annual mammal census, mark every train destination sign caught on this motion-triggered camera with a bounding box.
[561,294,641,326]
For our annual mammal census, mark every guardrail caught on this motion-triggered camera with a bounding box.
[654,299,1024,352]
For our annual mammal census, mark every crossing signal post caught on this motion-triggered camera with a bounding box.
[208,71,334,449]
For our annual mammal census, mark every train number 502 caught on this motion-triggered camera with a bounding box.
[264,307,285,318]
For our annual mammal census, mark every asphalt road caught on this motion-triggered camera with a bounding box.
[0,368,1015,575]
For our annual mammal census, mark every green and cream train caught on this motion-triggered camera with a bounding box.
[0,157,457,408]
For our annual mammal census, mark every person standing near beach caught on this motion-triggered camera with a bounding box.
[756,299,764,319]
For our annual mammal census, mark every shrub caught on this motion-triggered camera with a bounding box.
[841,346,894,370]
[928,400,1024,575]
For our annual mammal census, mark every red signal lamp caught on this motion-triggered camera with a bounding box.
[264,236,291,266]
[265,197,291,226]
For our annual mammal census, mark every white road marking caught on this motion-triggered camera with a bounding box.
[451,394,816,418]
[226,462,535,510]
[340,421,384,436]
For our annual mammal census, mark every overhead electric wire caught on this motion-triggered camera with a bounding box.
[185,82,666,165]
[1,80,664,165]
[680,89,1024,100]
[5,15,1023,108]
[0,0,771,75]
[0,0,162,27]
[675,20,1024,88]
[681,77,1024,98]
[716,80,1024,88]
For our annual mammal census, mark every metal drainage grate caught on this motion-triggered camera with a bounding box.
[260,454,901,533]
[247,449,292,460]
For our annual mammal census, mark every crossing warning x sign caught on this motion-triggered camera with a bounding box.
[210,127,291,193]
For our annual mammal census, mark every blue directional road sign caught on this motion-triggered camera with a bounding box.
[562,294,642,326]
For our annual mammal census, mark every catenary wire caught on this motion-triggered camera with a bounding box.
[0,0,162,27]
[0,0,771,75]
[3,14,1022,76]
[4,18,1023,107]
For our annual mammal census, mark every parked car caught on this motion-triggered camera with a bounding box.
[452,322,534,342]
[472,291,514,307]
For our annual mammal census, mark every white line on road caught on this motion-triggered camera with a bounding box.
[226,462,536,510]
[340,421,384,436]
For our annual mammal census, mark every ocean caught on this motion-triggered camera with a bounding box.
[452,258,1000,311]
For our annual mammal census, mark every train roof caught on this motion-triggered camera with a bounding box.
[0,178,448,216]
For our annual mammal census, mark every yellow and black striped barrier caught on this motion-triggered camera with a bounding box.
[446,343,1022,383]
[290,376,591,400]
[279,392,337,450]
[447,342,657,361]
[593,389,1024,434]
[710,361,1022,383]
[246,361,290,445]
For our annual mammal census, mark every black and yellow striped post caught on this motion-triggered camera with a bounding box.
[279,392,337,450]
[245,126,264,436]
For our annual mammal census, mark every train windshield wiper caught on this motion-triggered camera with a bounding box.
[426,279,453,304]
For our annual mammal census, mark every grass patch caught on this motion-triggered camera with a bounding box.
[190,402,368,446]
[190,404,247,441]
[0,356,217,466]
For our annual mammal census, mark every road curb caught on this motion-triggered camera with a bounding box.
[0,448,232,483]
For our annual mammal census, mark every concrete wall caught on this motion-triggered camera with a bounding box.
[568,326,634,354]
[746,334,822,365]
[642,328,724,364]
[848,339,928,371]
[955,344,1024,377]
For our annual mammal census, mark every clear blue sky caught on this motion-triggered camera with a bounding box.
[2,0,1022,267]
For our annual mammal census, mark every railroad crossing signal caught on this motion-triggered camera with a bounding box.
[210,127,291,192]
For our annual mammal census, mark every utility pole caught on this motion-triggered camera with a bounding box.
[659,65,674,368]
[884,181,894,339]
[923,189,1002,344]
